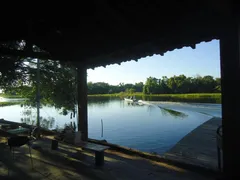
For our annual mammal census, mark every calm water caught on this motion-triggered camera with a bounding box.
[0,97,221,154]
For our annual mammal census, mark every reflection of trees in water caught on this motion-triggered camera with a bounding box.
[40,117,55,129]
[120,99,126,108]
[88,96,119,108]
[158,106,188,119]
[126,102,142,107]
[20,105,55,129]
[20,117,32,125]
[20,116,55,129]
[120,100,146,108]
[136,95,154,101]
[146,104,188,119]
[147,105,155,115]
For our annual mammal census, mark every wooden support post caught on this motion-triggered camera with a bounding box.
[77,65,88,141]
[51,140,58,150]
[220,21,240,179]
[95,151,104,166]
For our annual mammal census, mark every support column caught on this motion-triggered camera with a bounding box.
[220,20,240,179]
[77,64,88,141]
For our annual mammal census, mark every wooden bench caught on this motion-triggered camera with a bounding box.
[51,139,109,166]
[81,142,110,166]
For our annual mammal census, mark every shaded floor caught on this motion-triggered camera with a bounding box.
[164,117,222,170]
[0,137,218,180]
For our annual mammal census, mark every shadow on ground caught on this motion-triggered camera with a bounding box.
[0,138,219,180]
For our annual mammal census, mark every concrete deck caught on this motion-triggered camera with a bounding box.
[0,137,218,180]
[164,117,222,170]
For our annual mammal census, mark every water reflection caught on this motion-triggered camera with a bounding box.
[88,96,113,108]
[121,99,188,119]
[20,105,55,129]
[147,105,155,115]
[158,106,188,119]
[126,102,143,107]
[120,100,145,109]
[20,116,55,129]
[1,96,221,155]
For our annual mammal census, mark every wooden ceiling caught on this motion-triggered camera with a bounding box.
[0,0,237,69]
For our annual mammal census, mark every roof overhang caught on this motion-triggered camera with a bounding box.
[0,0,238,68]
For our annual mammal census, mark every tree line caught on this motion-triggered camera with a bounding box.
[87,82,144,94]
[87,75,221,95]
[1,52,221,115]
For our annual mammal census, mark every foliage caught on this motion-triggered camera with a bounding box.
[1,58,78,115]
[125,88,135,94]
[143,75,221,94]
[87,82,144,95]
[88,82,111,94]
[0,41,26,87]
[87,75,220,95]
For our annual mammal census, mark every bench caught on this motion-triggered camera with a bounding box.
[51,139,110,166]
[80,141,110,166]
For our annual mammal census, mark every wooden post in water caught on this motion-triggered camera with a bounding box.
[220,17,240,179]
[101,119,103,137]
[77,64,88,141]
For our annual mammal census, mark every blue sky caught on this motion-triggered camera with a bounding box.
[87,40,220,85]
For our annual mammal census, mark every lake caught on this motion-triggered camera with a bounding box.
[0,97,221,155]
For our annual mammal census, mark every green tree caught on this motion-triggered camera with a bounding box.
[134,82,144,92]
[87,82,110,94]
[215,78,221,92]
[126,88,135,94]
[143,77,159,94]
[1,58,78,115]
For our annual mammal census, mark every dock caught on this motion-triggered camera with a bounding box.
[163,117,222,170]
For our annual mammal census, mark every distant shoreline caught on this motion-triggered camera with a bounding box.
[1,93,221,104]
[88,93,221,104]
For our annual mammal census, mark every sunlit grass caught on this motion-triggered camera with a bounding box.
[1,92,221,103]
[0,93,23,98]
[88,93,221,103]
[142,93,221,103]
[151,161,187,172]
[0,101,22,107]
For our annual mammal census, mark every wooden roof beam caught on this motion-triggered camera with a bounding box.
[95,1,126,25]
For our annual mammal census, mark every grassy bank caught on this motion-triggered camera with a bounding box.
[88,93,221,103]
[0,93,23,98]
[1,93,221,104]
[88,93,120,97]
[140,93,221,103]
[0,101,22,107]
